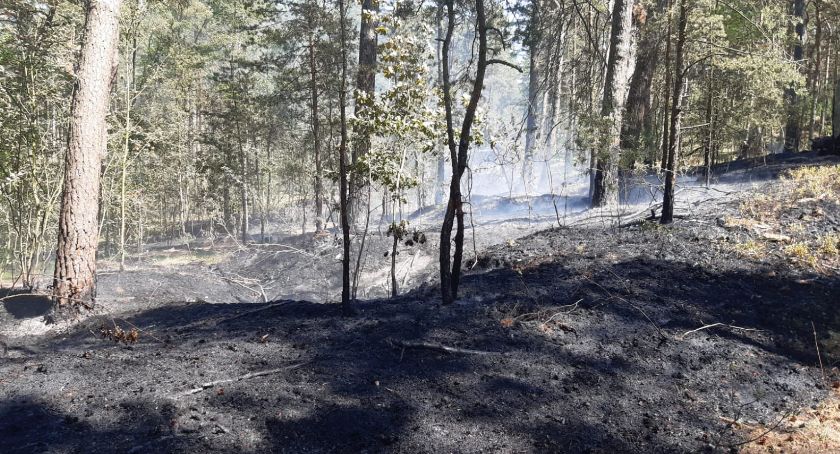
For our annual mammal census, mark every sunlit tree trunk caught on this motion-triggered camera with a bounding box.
[591,0,638,207]
[622,1,661,165]
[53,0,123,320]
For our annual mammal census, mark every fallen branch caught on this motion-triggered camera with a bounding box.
[678,322,761,340]
[387,338,499,356]
[813,321,826,383]
[216,301,288,324]
[728,407,799,448]
[585,278,668,341]
[174,363,306,398]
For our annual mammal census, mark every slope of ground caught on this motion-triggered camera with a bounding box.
[1,156,840,453]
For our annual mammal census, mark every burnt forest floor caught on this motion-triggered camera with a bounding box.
[3,154,840,453]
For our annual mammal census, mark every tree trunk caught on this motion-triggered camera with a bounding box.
[119,28,137,272]
[621,1,661,163]
[661,0,686,225]
[784,0,805,152]
[52,0,123,320]
[833,77,840,138]
[440,0,487,304]
[522,0,541,193]
[350,0,379,215]
[591,0,638,207]
[659,4,672,171]
[703,65,715,187]
[338,0,352,314]
[434,1,446,206]
[808,0,822,141]
[309,34,324,233]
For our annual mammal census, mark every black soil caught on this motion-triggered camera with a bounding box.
[2,165,840,453]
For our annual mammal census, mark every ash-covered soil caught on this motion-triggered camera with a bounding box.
[2,155,840,453]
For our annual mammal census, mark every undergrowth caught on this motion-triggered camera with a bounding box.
[732,165,840,272]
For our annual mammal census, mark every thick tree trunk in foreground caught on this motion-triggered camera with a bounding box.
[591,0,638,207]
[661,0,686,225]
[440,0,487,304]
[52,0,122,320]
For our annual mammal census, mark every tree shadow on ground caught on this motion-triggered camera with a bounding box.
[1,254,838,452]
[0,288,51,319]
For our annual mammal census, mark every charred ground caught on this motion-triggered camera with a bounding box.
[2,156,840,453]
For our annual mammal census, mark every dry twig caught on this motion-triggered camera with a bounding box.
[174,363,306,398]
[387,338,499,356]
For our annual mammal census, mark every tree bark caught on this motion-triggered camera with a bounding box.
[52,0,123,320]
[808,0,822,141]
[350,0,379,215]
[434,1,446,205]
[784,0,805,152]
[660,0,686,225]
[309,34,324,233]
[338,0,352,313]
[440,0,487,304]
[833,77,840,138]
[659,2,672,171]
[621,1,662,164]
[523,0,541,193]
[591,0,638,207]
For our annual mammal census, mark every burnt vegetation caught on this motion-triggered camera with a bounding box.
[2,0,840,453]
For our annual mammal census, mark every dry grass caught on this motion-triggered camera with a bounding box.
[151,249,230,267]
[734,240,767,258]
[785,165,840,202]
[740,388,840,454]
[731,164,840,272]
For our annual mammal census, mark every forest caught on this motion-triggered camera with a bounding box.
[2,0,840,452]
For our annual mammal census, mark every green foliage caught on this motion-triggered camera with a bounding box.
[351,12,444,200]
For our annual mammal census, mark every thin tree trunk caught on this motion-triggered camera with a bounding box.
[309,34,324,233]
[52,0,123,320]
[338,0,352,313]
[523,0,541,193]
[784,0,805,152]
[661,0,686,224]
[703,65,715,187]
[660,1,672,171]
[119,29,137,271]
[808,0,822,141]
[440,0,488,304]
[434,1,446,206]
[833,77,840,138]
